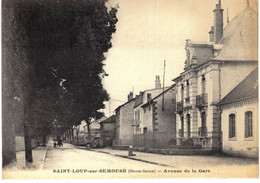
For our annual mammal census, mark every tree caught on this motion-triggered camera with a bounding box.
[2,0,118,167]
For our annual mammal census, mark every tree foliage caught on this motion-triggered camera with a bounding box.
[2,0,118,165]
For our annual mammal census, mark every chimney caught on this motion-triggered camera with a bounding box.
[155,75,161,89]
[127,92,133,101]
[209,26,214,42]
[213,0,223,44]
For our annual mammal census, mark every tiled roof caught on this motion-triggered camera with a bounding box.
[218,68,258,105]
[115,98,135,111]
[99,115,116,123]
[214,6,258,61]
[141,85,175,108]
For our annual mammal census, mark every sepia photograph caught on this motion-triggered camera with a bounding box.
[1,0,259,179]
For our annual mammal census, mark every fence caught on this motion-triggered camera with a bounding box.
[133,132,176,149]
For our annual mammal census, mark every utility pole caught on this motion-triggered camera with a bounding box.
[162,60,166,111]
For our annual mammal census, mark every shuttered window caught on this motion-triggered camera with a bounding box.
[229,114,236,138]
[245,111,253,138]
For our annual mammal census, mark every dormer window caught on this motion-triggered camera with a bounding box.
[147,93,151,102]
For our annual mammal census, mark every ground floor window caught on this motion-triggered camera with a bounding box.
[229,114,236,138]
[245,111,253,138]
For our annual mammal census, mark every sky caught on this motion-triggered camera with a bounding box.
[101,0,258,117]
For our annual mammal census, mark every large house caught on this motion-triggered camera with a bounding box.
[173,0,258,151]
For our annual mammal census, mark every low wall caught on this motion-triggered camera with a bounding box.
[133,132,176,149]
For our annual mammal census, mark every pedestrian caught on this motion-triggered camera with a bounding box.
[54,140,57,148]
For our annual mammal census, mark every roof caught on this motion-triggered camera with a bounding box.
[213,6,258,61]
[134,92,144,107]
[134,87,170,108]
[141,85,175,108]
[85,116,108,129]
[99,115,116,123]
[218,68,258,106]
[114,98,135,111]
[172,5,258,82]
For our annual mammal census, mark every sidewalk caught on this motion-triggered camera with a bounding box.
[3,146,48,170]
[77,146,258,169]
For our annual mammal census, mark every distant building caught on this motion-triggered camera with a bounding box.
[218,68,258,158]
[84,116,108,147]
[72,120,87,145]
[173,0,257,150]
[100,115,116,147]
[134,75,169,134]
[114,92,135,146]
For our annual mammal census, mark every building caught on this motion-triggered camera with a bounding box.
[72,120,87,145]
[140,84,176,134]
[114,92,135,146]
[100,115,116,147]
[218,68,258,158]
[133,85,177,149]
[84,116,108,147]
[173,0,257,150]
[134,75,169,134]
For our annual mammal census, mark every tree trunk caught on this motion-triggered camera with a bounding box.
[24,124,33,168]
[86,120,92,149]
[76,132,79,145]
[70,129,73,143]
[42,135,46,147]
[2,113,17,167]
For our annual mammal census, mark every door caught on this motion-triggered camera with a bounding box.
[187,114,191,138]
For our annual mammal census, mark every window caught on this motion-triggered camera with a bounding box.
[135,110,140,124]
[180,116,184,137]
[229,114,236,138]
[201,112,206,128]
[187,114,191,137]
[143,127,147,134]
[245,111,253,138]
[186,80,190,98]
[181,84,184,101]
[202,75,206,94]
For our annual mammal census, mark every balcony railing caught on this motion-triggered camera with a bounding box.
[176,101,183,113]
[196,93,208,108]
[198,127,207,137]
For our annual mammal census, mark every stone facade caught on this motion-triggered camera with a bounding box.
[115,99,135,145]
[134,87,166,134]
[173,1,258,150]
[141,85,176,134]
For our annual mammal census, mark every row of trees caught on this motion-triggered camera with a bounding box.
[2,0,118,167]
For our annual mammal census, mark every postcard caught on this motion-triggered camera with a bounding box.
[2,0,258,179]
